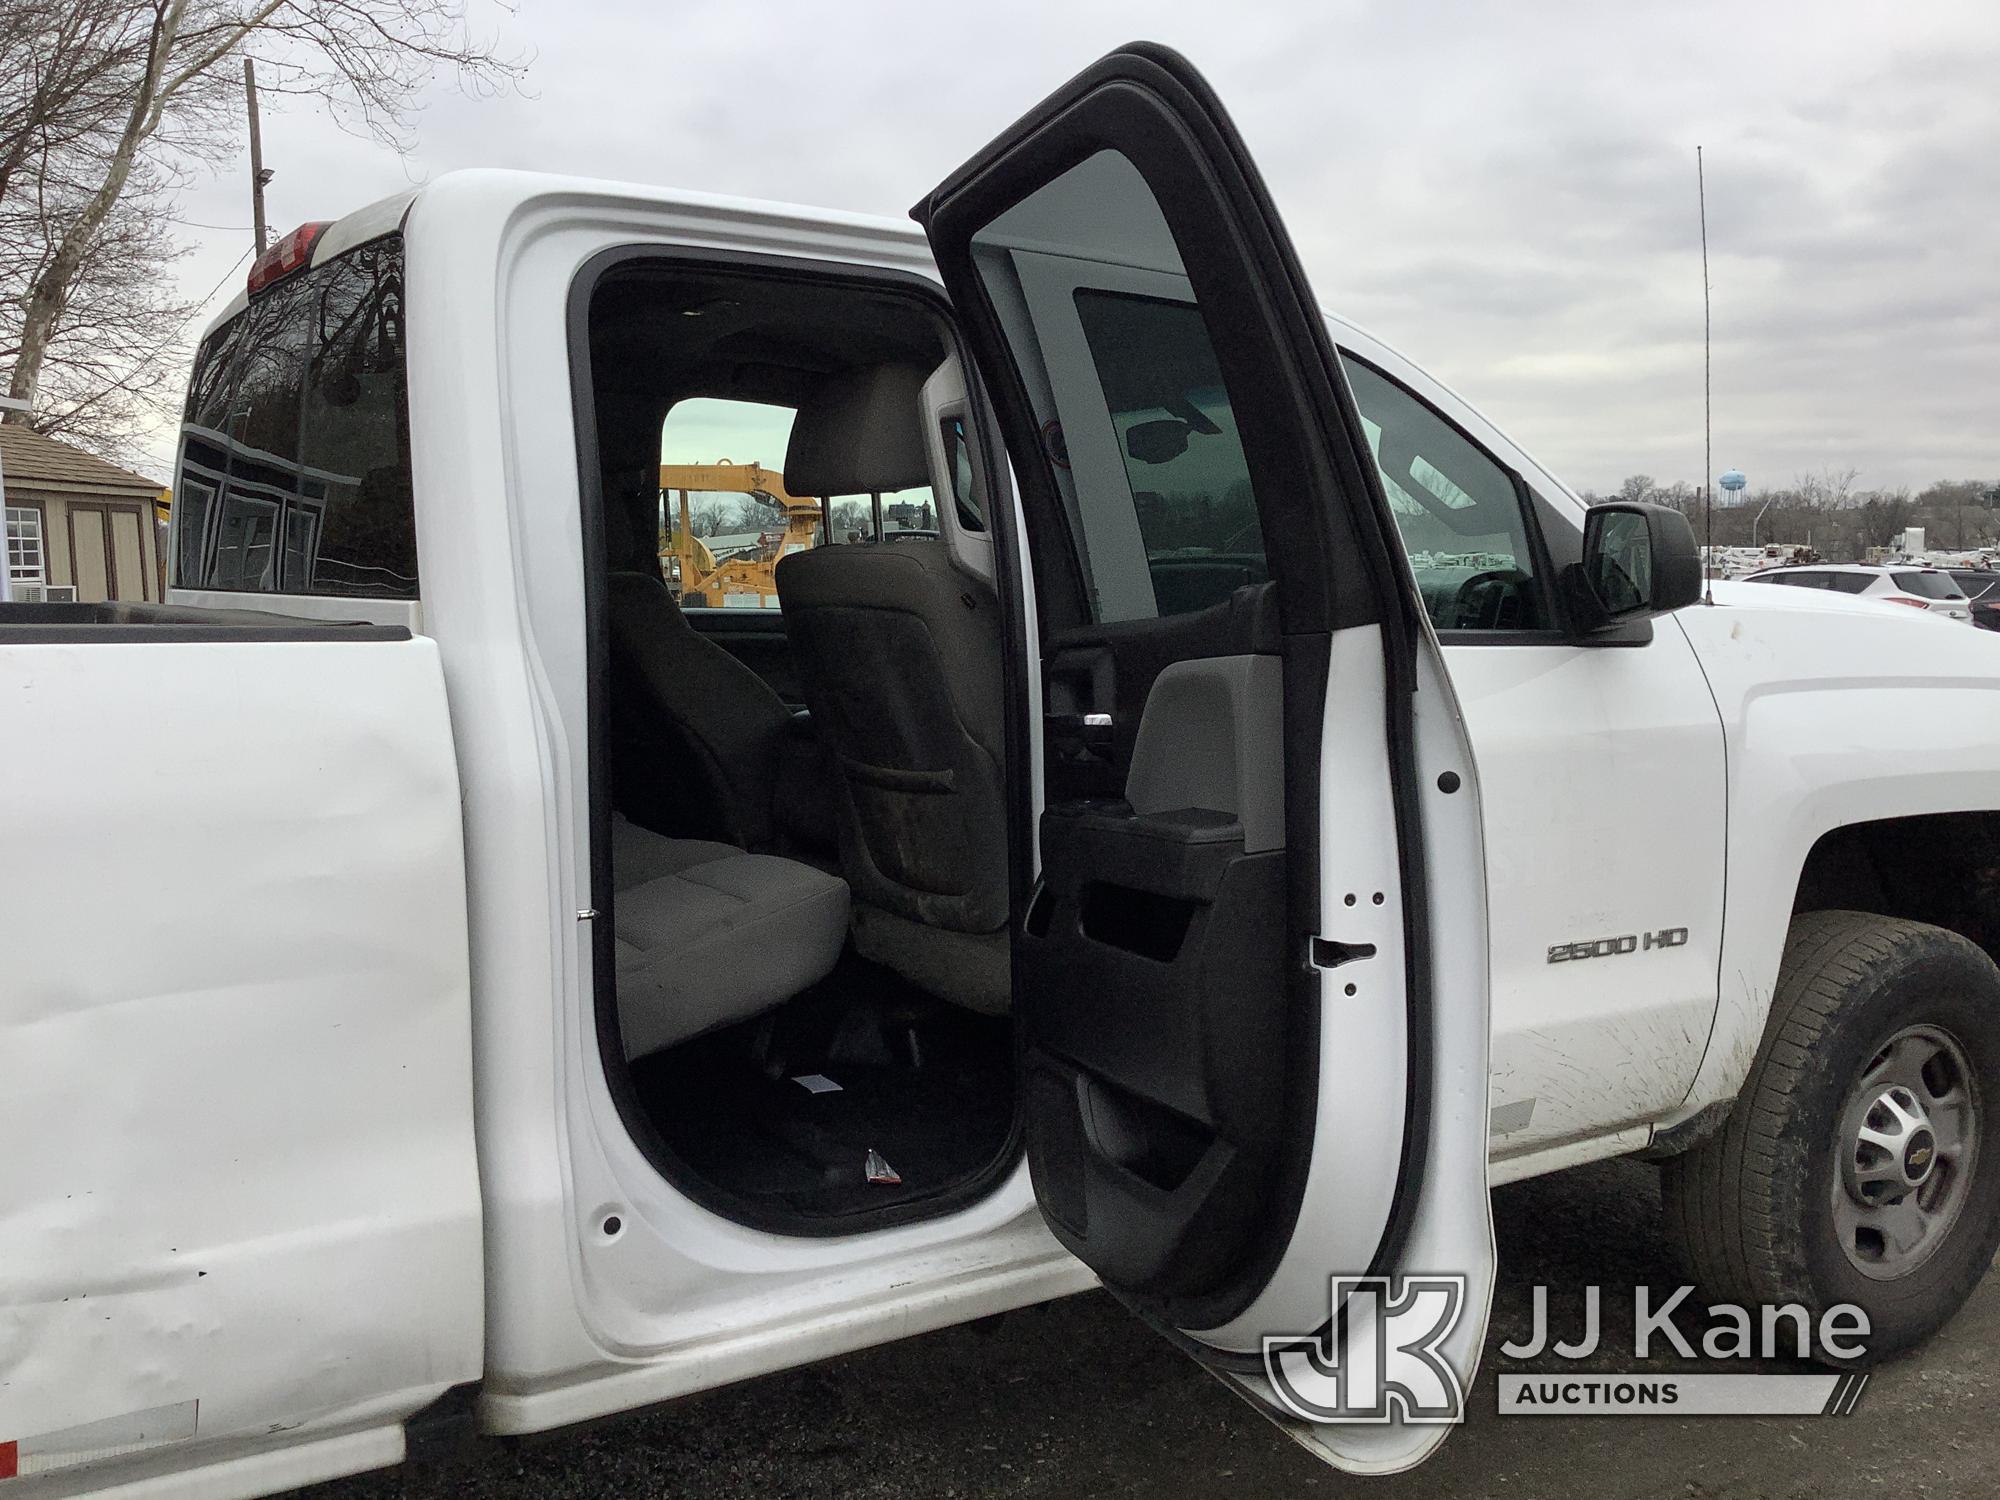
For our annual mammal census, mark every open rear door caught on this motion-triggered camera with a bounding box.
[915,43,1494,1473]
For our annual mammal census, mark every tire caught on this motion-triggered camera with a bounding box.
[1661,910,2000,1363]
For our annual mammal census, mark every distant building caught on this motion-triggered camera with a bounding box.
[1,426,166,602]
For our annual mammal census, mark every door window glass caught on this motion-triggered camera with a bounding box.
[940,414,985,531]
[963,148,1269,623]
[1070,290,1264,619]
[1340,356,1549,632]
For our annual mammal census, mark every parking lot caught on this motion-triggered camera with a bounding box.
[300,1155,2000,1500]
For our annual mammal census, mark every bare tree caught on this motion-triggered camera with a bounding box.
[1859,488,1914,550]
[1795,465,1861,510]
[686,498,733,539]
[0,144,199,456]
[828,499,873,540]
[1,0,526,431]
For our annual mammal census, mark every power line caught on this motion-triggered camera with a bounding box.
[60,247,255,418]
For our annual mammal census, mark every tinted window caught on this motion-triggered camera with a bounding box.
[288,240,415,595]
[1340,357,1549,632]
[1893,570,1963,600]
[172,319,248,587]
[1951,571,1998,601]
[1826,573,1874,594]
[1071,289,1264,619]
[940,415,984,531]
[963,149,1317,623]
[1760,570,1830,588]
[172,234,416,598]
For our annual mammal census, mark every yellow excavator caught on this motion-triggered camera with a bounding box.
[658,461,822,607]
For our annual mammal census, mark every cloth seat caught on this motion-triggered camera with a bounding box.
[606,571,794,849]
[774,361,1011,1015]
[611,815,849,1059]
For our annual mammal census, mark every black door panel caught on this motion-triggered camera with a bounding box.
[1043,581,1277,804]
[1020,802,1284,1297]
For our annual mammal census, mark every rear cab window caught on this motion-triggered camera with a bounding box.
[172,234,416,605]
[655,397,940,611]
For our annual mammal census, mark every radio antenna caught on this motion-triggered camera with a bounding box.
[1698,145,1714,605]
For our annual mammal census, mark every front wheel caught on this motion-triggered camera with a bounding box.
[1662,910,2000,1362]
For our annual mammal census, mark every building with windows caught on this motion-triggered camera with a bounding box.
[1,425,166,603]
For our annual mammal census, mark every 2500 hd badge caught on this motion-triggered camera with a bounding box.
[1548,927,1691,963]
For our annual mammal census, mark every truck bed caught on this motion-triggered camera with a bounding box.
[0,599,406,641]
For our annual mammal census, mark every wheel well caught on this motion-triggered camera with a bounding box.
[1794,813,2000,965]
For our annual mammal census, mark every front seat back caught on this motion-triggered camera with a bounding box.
[775,363,1011,1009]
[606,570,793,849]
[777,540,1008,933]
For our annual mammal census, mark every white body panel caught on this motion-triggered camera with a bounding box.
[0,636,481,1493]
[1331,315,1727,1166]
[394,172,1088,1436]
[1672,583,2000,1113]
[33,151,2000,1492]
[1447,628,1724,1158]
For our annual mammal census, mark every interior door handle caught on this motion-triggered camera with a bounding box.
[1045,711,1116,759]
[1046,711,1114,737]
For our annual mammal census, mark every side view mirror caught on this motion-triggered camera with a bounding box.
[1567,501,1702,637]
[1125,417,1192,465]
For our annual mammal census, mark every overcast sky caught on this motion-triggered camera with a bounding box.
[150,0,1999,496]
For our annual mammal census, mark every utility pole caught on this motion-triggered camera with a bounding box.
[1698,146,1713,604]
[245,58,271,254]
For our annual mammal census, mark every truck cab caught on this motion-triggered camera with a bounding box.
[8,43,2000,1499]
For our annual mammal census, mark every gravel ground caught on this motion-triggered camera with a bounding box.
[298,1156,2000,1500]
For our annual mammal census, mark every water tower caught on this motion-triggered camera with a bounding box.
[1718,469,1755,544]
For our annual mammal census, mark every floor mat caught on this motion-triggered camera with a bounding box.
[627,953,1015,1224]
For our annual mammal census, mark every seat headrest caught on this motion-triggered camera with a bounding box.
[784,362,933,497]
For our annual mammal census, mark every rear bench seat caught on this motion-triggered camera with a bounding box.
[611,814,849,1059]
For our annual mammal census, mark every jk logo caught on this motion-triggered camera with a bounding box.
[1262,1275,1469,1425]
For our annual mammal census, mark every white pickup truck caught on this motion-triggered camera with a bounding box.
[8,42,2000,1497]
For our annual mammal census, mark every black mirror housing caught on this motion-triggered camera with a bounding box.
[1568,501,1702,638]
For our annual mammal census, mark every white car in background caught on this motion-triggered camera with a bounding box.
[1744,561,1973,622]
